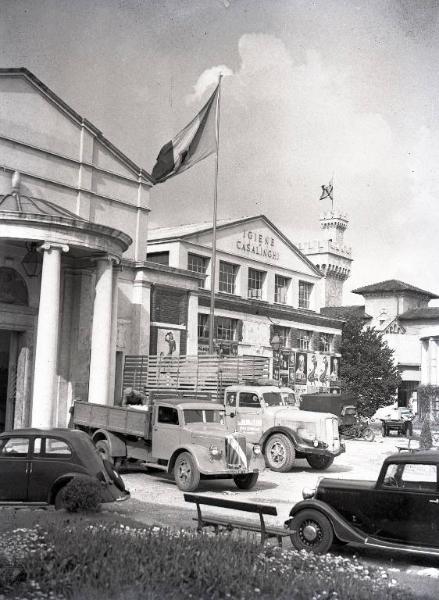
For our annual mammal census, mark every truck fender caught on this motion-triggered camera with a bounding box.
[286,499,367,545]
[91,429,127,458]
[259,426,300,450]
[168,445,203,474]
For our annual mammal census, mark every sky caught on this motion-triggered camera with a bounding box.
[1,0,439,304]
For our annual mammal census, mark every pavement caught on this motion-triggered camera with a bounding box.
[107,435,439,599]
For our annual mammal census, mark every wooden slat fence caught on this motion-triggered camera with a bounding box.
[122,354,270,402]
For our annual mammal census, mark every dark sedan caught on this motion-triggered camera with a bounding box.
[286,450,439,556]
[0,428,129,508]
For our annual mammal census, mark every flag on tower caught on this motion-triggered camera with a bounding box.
[319,177,334,202]
[151,85,219,184]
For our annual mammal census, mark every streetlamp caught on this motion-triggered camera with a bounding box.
[21,242,43,278]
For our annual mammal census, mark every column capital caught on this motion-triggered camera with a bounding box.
[91,253,121,266]
[39,242,70,253]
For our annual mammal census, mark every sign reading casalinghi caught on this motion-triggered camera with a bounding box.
[236,230,280,261]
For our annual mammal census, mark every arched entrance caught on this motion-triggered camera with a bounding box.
[0,266,30,432]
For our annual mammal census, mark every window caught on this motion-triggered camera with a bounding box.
[298,330,311,350]
[298,281,313,309]
[146,251,169,266]
[158,406,179,425]
[188,254,209,289]
[226,392,237,407]
[319,333,333,353]
[248,268,264,300]
[274,275,290,304]
[219,261,238,294]
[45,438,72,456]
[239,393,261,408]
[0,438,29,456]
[383,463,437,491]
[216,316,237,341]
[33,438,43,454]
[272,325,290,348]
[198,314,209,339]
[184,409,223,424]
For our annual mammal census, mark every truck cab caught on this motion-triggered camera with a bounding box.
[223,384,344,472]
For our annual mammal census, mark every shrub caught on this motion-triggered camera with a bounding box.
[420,418,433,450]
[59,476,104,513]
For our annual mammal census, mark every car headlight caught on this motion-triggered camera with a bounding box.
[253,444,262,456]
[209,445,222,458]
[302,487,316,500]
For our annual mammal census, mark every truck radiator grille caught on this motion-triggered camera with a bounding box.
[225,434,247,469]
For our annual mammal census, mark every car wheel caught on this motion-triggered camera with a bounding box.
[95,440,113,464]
[103,459,126,492]
[265,434,295,472]
[54,486,67,510]
[233,472,259,490]
[363,428,375,442]
[289,509,334,554]
[174,452,200,492]
[306,455,334,470]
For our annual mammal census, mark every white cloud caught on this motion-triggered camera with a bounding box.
[186,65,233,104]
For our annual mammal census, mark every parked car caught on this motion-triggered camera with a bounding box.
[0,428,129,508]
[372,405,414,436]
[285,450,439,556]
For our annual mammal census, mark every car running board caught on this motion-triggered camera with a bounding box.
[0,502,48,508]
[364,536,439,557]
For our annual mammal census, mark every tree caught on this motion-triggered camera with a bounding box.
[340,315,401,417]
[420,418,433,450]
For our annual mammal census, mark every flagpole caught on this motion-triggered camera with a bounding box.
[209,74,222,355]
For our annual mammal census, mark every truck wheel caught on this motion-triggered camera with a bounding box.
[174,452,200,492]
[265,434,295,472]
[306,455,334,470]
[233,472,259,490]
[95,440,113,465]
[289,509,334,554]
[363,427,375,442]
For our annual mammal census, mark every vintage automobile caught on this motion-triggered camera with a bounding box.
[286,450,439,556]
[0,428,129,508]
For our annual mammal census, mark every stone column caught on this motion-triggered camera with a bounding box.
[88,256,114,405]
[186,292,199,356]
[31,243,69,428]
[108,266,120,404]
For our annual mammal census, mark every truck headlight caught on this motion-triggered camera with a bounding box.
[209,445,222,458]
[302,487,316,500]
[313,439,319,447]
[253,444,262,456]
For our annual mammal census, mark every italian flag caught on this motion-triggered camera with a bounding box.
[152,84,219,184]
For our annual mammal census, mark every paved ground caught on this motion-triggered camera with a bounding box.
[108,434,439,599]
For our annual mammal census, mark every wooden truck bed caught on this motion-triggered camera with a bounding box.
[73,401,151,439]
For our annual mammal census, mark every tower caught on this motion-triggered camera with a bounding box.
[298,211,353,307]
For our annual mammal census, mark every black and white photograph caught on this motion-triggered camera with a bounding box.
[1,1,439,599]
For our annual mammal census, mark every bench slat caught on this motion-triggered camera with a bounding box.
[192,516,290,537]
[184,493,278,516]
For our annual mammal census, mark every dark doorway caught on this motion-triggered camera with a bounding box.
[0,331,11,432]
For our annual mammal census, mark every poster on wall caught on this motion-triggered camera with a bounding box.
[157,328,180,357]
[307,354,330,388]
[330,356,341,388]
[295,352,307,385]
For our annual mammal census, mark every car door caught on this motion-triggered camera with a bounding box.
[0,436,30,501]
[152,405,180,460]
[373,462,438,546]
[28,436,76,502]
[234,392,263,443]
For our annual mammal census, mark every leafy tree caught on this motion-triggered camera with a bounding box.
[340,315,401,417]
[420,418,433,450]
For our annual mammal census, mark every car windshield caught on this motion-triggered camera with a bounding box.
[262,392,283,406]
[184,409,223,424]
[282,393,297,406]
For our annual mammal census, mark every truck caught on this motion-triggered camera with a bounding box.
[72,392,265,492]
[223,382,344,472]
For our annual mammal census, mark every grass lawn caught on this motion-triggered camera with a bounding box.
[0,508,415,600]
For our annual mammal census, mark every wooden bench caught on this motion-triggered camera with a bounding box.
[184,493,291,546]
[395,435,421,453]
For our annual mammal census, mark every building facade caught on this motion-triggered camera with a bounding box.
[323,279,439,409]
[0,68,205,432]
[147,216,344,393]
